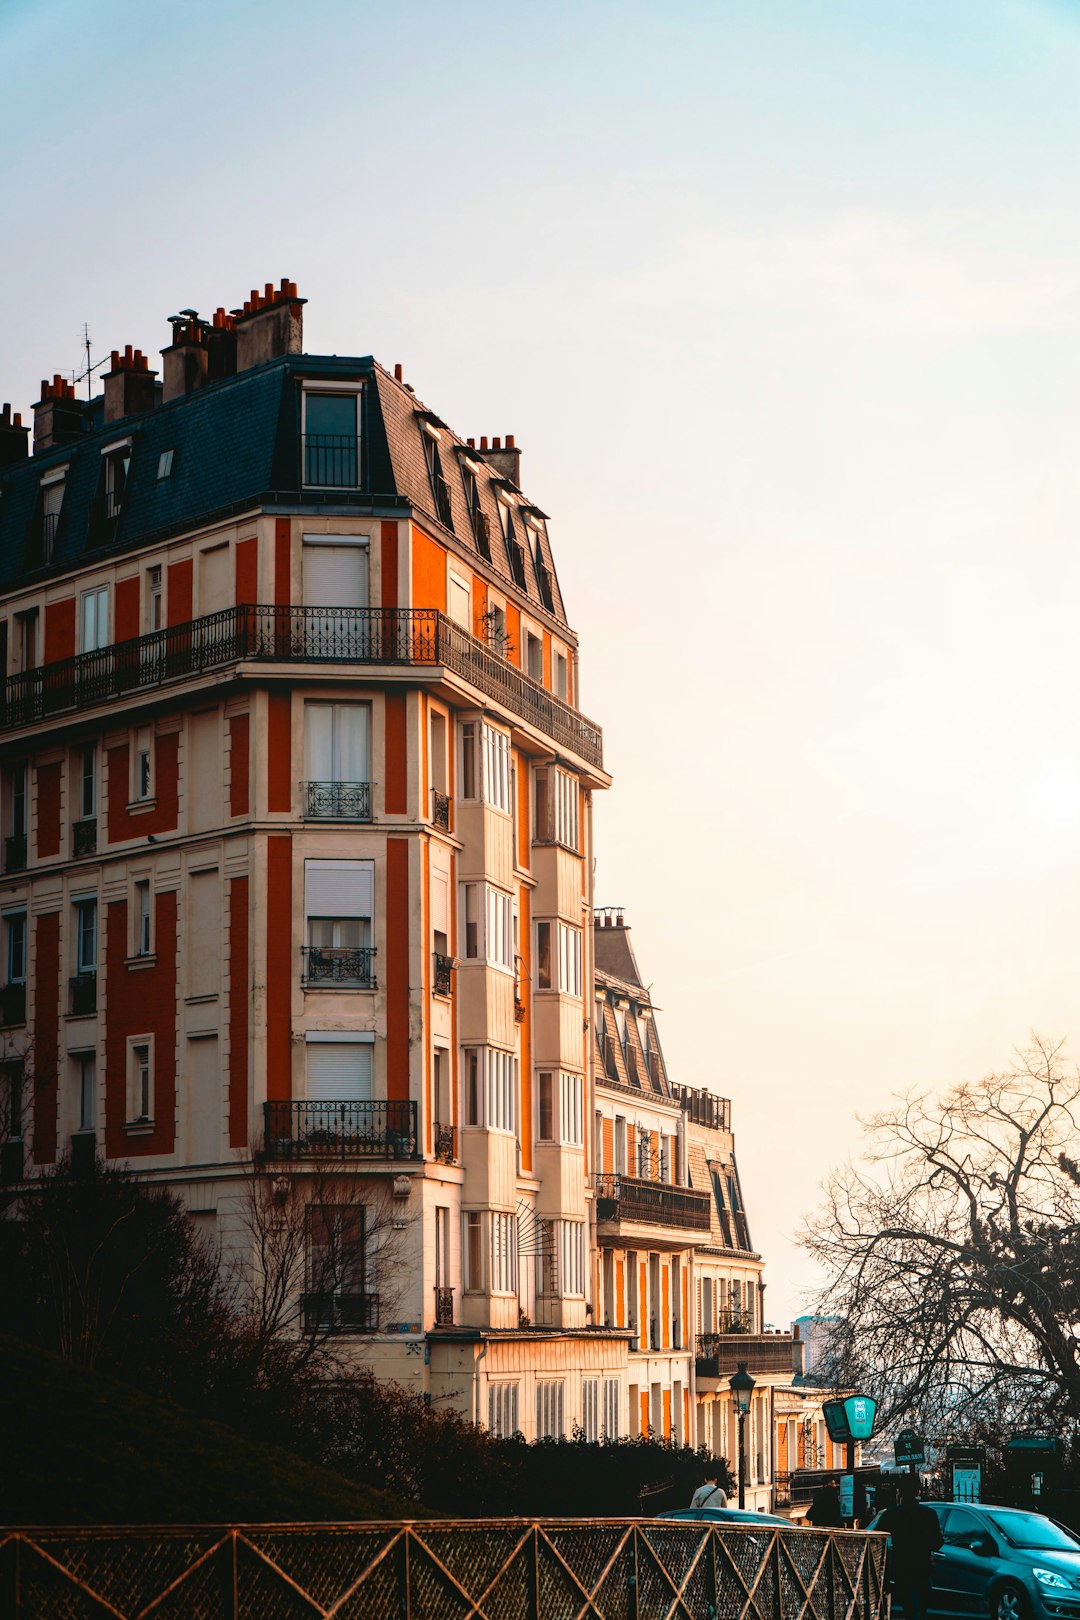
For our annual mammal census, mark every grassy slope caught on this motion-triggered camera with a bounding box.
[0,1334,415,1525]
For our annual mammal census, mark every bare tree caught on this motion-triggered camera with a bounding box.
[804,1036,1080,1436]
[230,1158,416,1377]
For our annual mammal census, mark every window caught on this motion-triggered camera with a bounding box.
[79,746,97,821]
[74,898,97,976]
[6,763,27,869]
[553,648,569,702]
[80,587,109,653]
[16,609,37,672]
[463,1047,517,1132]
[465,1210,483,1291]
[491,1210,518,1293]
[303,392,359,487]
[524,628,543,682]
[302,536,369,609]
[534,767,579,848]
[529,524,556,613]
[102,443,131,519]
[76,1052,96,1132]
[500,501,527,589]
[536,921,581,996]
[147,566,163,630]
[304,703,372,818]
[536,1380,565,1441]
[6,912,26,984]
[421,427,453,528]
[557,1220,586,1297]
[538,1072,554,1141]
[582,1378,599,1444]
[134,728,152,801]
[481,725,511,811]
[130,1040,152,1122]
[40,472,65,563]
[135,880,151,956]
[305,1038,375,1105]
[156,450,174,481]
[488,1382,519,1439]
[447,572,470,629]
[459,882,513,970]
[603,1379,621,1439]
[460,461,491,558]
[537,1072,583,1146]
[305,859,375,986]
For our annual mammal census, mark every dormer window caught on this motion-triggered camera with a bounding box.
[34,467,66,566]
[103,442,131,519]
[302,391,360,488]
[421,426,453,530]
[499,499,527,590]
[460,459,491,559]
[527,521,555,613]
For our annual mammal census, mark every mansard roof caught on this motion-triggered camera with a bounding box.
[0,355,571,631]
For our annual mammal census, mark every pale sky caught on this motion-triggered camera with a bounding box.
[5,0,1080,1317]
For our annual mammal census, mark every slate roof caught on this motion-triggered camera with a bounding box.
[0,355,572,632]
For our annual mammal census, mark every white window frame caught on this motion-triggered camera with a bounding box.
[134,878,152,956]
[74,897,98,976]
[536,1379,566,1441]
[490,1210,519,1294]
[488,1381,520,1439]
[128,1035,153,1123]
[462,1047,518,1133]
[5,910,27,984]
[80,586,109,654]
[134,728,153,802]
[459,881,514,971]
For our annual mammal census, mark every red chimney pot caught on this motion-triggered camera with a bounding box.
[480,436,489,450]
[506,434,515,448]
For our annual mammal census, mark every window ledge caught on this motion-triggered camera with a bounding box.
[124,1118,155,1135]
[184,993,218,1005]
[124,952,157,970]
[125,798,157,814]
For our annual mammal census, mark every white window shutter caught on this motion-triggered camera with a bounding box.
[305,859,374,918]
[305,1043,373,1101]
[303,543,369,608]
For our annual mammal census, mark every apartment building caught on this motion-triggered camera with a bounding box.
[0,280,625,1437]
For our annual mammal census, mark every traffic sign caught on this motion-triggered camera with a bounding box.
[894,1429,925,1466]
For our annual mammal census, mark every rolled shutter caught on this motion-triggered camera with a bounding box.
[302,543,369,608]
[305,859,373,918]
[306,1043,373,1101]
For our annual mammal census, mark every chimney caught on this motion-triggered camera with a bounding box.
[103,345,158,424]
[232,278,305,371]
[478,432,521,485]
[161,308,237,402]
[0,404,29,466]
[33,375,87,452]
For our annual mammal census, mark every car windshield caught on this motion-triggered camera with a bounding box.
[984,1512,1080,1552]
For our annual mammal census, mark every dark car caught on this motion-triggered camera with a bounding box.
[869,1500,1080,1620]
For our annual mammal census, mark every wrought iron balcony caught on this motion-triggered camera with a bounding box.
[301,946,377,988]
[431,789,451,831]
[4,835,26,873]
[303,780,373,821]
[73,818,97,857]
[0,604,603,767]
[0,982,26,1027]
[301,1291,378,1333]
[594,1173,712,1232]
[433,1121,456,1163]
[69,973,97,1016]
[301,434,361,489]
[432,953,453,997]
[263,1099,417,1160]
[434,1285,454,1326]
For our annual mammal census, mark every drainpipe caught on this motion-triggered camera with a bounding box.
[472,1335,489,1429]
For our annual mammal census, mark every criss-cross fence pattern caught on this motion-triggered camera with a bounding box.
[0,1519,887,1620]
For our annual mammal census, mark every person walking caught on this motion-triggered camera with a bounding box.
[806,1478,844,1528]
[690,1472,729,1509]
[876,1475,943,1620]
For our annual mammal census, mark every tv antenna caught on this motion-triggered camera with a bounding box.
[72,323,111,401]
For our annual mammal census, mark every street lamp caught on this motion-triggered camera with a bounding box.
[729,1361,756,1510]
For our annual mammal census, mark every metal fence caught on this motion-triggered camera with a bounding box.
[0,1519,887,1620]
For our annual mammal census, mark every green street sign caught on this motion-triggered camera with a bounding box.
[823,1395,878,1444]
[894,1429,925,1465]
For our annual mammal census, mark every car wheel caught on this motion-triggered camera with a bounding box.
[993,1583,1030,1620]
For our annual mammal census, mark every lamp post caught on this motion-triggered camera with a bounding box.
[729,1361,756,1510]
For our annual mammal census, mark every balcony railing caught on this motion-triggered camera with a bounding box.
[0,604,603,767]
[4,835,26,873]
[431,789,451,830]
[303,780,373,821]
[433,1121,456,1163]
[301,946,377,988]
[301,434,361,488]
[434,1285,454,1326]
[0,982,26,1027]
[263,1099,418,1160]
[69,973,97,1016]
[695,1332,801,1380]
[301,1291,378,1333]
[594,1173,712,1232]
[433,953,453,997]
[73,818,97,857]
